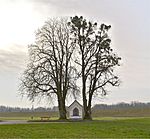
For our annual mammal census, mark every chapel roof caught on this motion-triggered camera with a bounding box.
[68,100,83,108]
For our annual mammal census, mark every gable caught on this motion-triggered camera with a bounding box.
[68,100,83,110]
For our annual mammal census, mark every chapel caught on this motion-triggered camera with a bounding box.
[68,100,83,119]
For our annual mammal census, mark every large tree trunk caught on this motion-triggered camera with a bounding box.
[82,75,92,120]
[82,68,90,120]
[58,95,67,120]
[82,81,87,118]
[83,107,92,120]
[83,92,93,120]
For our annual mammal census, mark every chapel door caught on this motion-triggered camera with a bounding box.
[73,107,79,116]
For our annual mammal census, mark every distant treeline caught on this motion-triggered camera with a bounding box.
[92,101,150,110]
[0,106,57,112]
[0,102,150,112]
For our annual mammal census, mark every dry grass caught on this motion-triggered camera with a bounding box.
[92,107,150,117]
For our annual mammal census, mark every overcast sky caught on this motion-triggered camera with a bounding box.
[0,0,150,108]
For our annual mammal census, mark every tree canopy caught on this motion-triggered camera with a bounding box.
[68,16,121,119]
[20,18,79,119]
[20,16,121,120]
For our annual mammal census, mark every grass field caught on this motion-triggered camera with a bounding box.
[1,110,150,138]
[92,107,150,117]
[0,112,58,120]
[1,107,150,119]
[0,117,150,138]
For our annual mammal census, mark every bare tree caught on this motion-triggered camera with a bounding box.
[20,18,78,120]
[68,16,121,120]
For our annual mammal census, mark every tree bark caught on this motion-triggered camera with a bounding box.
[83,107,92,120]
[58,96,67,120]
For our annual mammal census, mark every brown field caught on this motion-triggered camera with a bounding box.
[0,107,150,120]
[92,107,150,117]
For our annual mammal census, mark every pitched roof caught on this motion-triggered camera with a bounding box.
[68,100,83,108]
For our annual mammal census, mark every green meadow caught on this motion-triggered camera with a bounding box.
[0,117,150,138]
[1,109,150,138]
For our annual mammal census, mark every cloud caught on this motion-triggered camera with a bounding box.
[14,0,83,17]
[0,44,27,72]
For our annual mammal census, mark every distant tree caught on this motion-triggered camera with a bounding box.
[19,18,78,120]
[68,16,121,120]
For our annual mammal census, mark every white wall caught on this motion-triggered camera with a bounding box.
[69,102,83,119]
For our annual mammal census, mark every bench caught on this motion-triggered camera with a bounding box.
[40,116,51,121]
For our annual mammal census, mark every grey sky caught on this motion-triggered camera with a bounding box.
[0,0,149,107]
